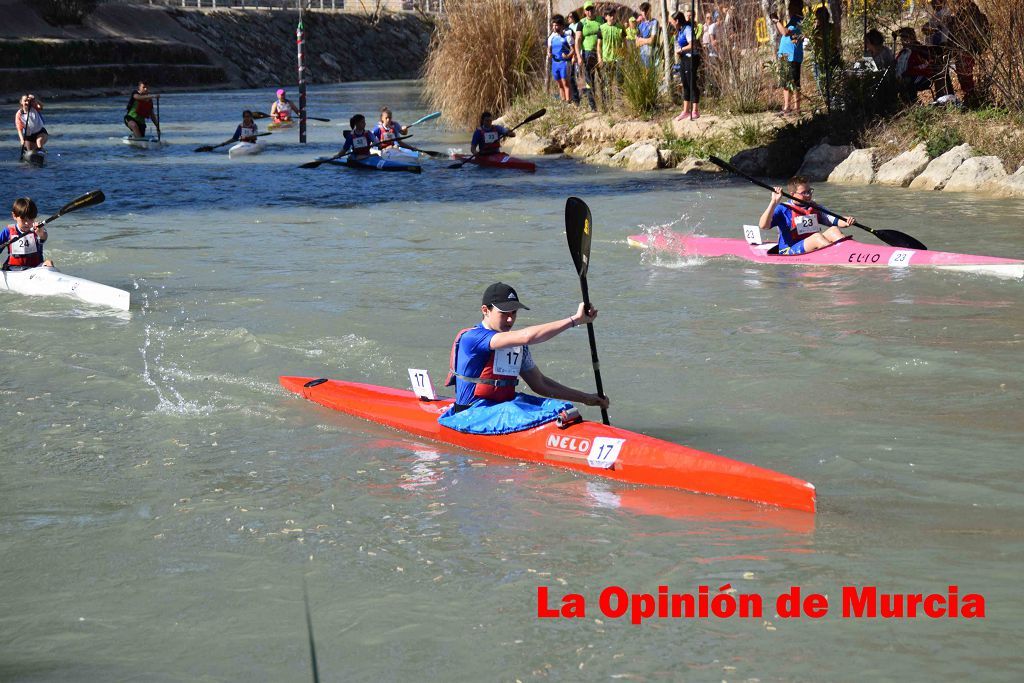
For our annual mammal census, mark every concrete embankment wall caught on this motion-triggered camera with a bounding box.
[2,0,432,98]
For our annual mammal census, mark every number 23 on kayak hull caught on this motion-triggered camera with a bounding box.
[279,376,817,513]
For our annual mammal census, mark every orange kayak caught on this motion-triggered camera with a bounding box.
[280,376,816,512]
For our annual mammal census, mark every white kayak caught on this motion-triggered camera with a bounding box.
[228,140,266,158]
[21,148,46,165]
[122,135,166,150]
[374,145,421,161]
[1,266,130,311]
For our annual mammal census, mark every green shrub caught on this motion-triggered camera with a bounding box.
[925,128,964,158]
[618,45,661,119]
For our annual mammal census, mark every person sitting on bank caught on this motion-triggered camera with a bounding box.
[443,282,609,429]
[2,197,53,271]
[15,94,47,154]
[759,177,855,256]
[864,29,895,71]
[470,112,514,157]
[124,81,159,139]
[894,27,940,103]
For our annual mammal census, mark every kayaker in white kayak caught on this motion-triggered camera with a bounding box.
[372,107,408,151]
[231,110,259,144]
[470,112,515,157]
[270,89,299,124]
[1,198,52,271]
[444,282,610,415]
[759,176,856,255]
[339,114,379,161]
[15,94,47,154]
[124,81,159,139]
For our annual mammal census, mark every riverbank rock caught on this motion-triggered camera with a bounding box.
[828,148,878,185]
[506,132,561,156]
[942,156,1007,193]
[674,157,720,174]
[611,142,662,170]
[876,143,931,187]
[730,146,770,176]
[993,164,1024,198]
[568,115,615,144]
[908,143,974,191]
[797,143,855,181]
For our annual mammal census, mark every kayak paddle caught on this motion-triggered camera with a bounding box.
[298,134,413,169]
[407,111,441,127]
[565,196,610,426]
[303,579,321,683]
[397,142,447,159]
[708,155,928,251]
[447,108,546,169]
[0,189,105,251]
[254,111,330,123]
[194,132,271,153]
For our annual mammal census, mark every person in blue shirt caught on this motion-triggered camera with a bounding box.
[548,15,574,102]
[470,112,515,156]
[445,282,609,413]
[758,177,855,255]
[671,11,701,120]
[340,114,378,160]
[635,3,659,67]
[231,110,258,143]
[772,0,805,116]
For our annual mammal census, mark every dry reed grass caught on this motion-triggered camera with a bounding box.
[422,0,546,128]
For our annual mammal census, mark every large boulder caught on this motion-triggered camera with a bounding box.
[875,143,931,187]
[993,164,1024,199]
[943,156,1008,193]
[729,146,770,176]
[796,143,855,181]
[828,148,878,185]
[506,132,561,156]
[611,141,662,170]
[909,143,974,190]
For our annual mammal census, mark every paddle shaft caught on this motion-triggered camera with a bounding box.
[578,275,610,425]
[254,111,328,122]
[407,111,441,127]
[1,190,104,250]
[708,155,927,249]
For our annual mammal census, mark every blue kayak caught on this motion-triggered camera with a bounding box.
[326,155,421,174]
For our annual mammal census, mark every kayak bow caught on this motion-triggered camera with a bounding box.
[449,153,536,173]
[280,376,817,512]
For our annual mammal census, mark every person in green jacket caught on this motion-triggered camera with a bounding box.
[577,1,604,110]
[597,9,625,104]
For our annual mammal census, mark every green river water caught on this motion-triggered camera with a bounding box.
[1,82,1022,682]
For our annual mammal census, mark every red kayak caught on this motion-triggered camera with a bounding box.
[279,376,816,512]
[451,153,536,173]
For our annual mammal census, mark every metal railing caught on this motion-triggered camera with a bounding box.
[98,0,441,13]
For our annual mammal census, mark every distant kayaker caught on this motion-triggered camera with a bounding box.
[372,107,408,149]
[270,89,300,123]
[340,114,379,161]
[15,94,47,154]
[444,282,610,414]
[232,110,259,143]
[1,198,52,271]
[470,112,515,157]
[759,177,855,255]
[124,81,159,139]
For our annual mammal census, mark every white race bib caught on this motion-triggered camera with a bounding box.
[492,346,524,376]
[793,214,820,231]
[11,232,38,256]
[483,131,500,144]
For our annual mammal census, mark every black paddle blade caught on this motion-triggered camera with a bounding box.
[872,228,927,251]
[193,145,214,153]
[565,197,593,278]
[59,190,105,216]
[252,111,271,119]
[522,108,546,126]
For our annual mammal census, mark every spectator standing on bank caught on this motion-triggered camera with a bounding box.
[670,11,701,121]
[635,3,659,68]
[810,5,838,108]
[772,0,805,117]
[565,11,583,105]
[949,0,988,107]
[578,2,604,111]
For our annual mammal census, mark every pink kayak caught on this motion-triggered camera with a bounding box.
[628,232,1024,279]
[451,153,536,173]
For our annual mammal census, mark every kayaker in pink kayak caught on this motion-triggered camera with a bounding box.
[340,114,379,161]
[759,176,856,255]
[444,282,610,414]
[470,112,515,157]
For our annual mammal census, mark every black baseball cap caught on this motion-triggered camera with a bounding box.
[482,282,529,312]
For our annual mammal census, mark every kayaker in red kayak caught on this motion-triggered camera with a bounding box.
[759,176,855,255]
[372,107,408,150]
[270,88,299,123]
[2,198,52,271]
[339,114,379,161]
[445,282,610,414]
[470,112,516,157]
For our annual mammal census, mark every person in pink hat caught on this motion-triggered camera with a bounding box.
[270,88,300,124]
